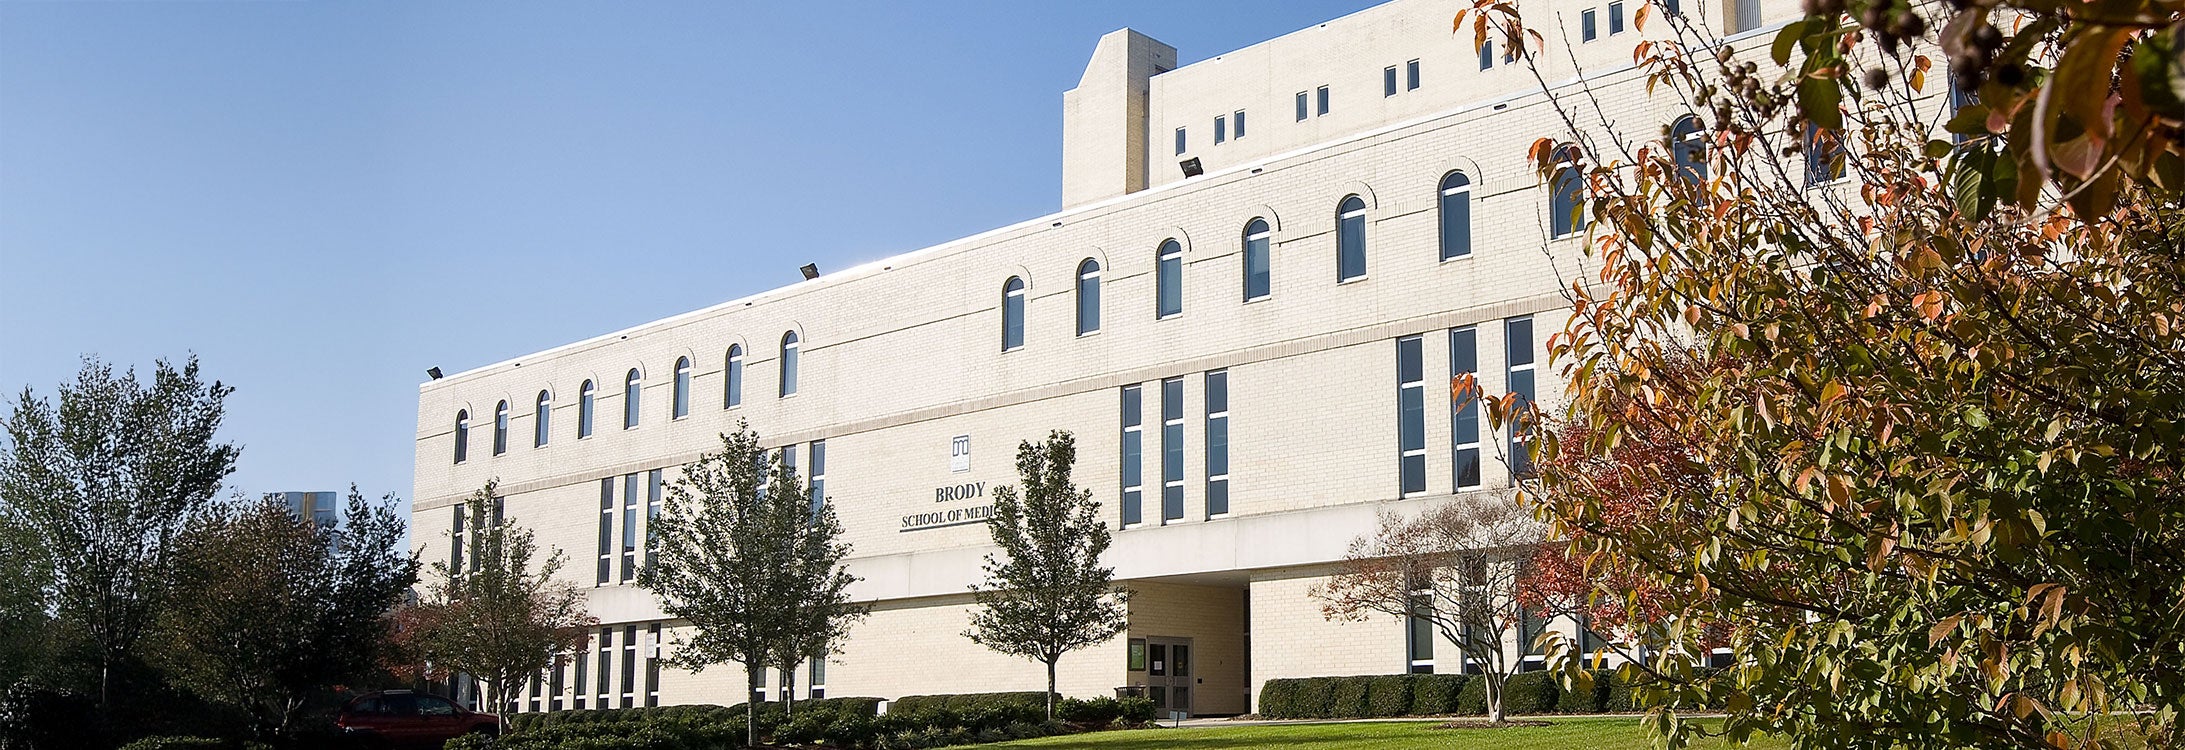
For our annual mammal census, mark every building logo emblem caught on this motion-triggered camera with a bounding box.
[951,435,971,473]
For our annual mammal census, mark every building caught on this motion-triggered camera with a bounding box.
[268,490,340,529]
[412,0,1805,716]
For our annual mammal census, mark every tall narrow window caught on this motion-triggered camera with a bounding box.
[1337,195,1368,281]
[621,625,637,708]
[1671,116,1708,183]
[573,645,589,709]
[597,479,613,585]
[596,628,613,707]
[1408,593,1436,673]
[1398,336,1428,496]
[578,380,596,438]
[1295,91,1308,121]
[534,390,552,448]
[724,346,744,407]
[1233,110,1246,138]
[1214,115,1227,145]
[1121,385,1144,527]
[1384,66,1399,96]
[453,410,469,464]
[645,623,662,707]
[1507,316,1536,479]
[1804,124,1845,186]
[1439,171,1474,260]
[450,505,466,576]
[1451,327,1482,489]
[779,332,800,397]
[1610,1,1626,33]
[1174,127,1187,155]
[1480,39,1495,70]
[1205,370,1230,518]
[672,357,691,419]
[1161,377,1185,523]
[809,657,827,700]
[1316,85,1330,115]
[1002,277,1026,351]
[1582,9,1599,40]
[808,439,828,518]
[645,469,662,567]
[621,473,639,581]
[551,656,565,711]
[1549,146,1585,238]
[1242,219,1271,301]
[1733,0,1762,32]
[492,401,509,456]
[1407,59,1421,90]
[1076,259,1102,335]
[529,672,543,713]
[623,369,642,429]
[1156,240,1183,319]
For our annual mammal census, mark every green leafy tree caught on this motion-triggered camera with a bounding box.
[0,512,50,685]
[0,356,237,715]
[638,425,863,744]
[1448,0,2185,745]
[155,488,419,736]
[414,482,593,728]
[964,431,1129,721]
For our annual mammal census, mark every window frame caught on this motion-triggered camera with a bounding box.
[1205,370,1230,519]
[492,401,509,456]
[1407,59,1421,90]
[1174,126,1187,155]
[1398,336,1428,497]
[1160,376,1186,523]
[1549,145,1585,239]
[779,331,800,397]
[1316,85,1330,116]
[1384,65,1399,97]
[1120,384,1144,528]
[1001,277,1027,352]
[1155,240,1183,319]
[1241,219,1272,302]
[1337,195,1368,282]
[1438,171,1474,261]
[1451,326,1483,490]
[578,380,596,439]
[623,369,643,430]
[1076,258,1103,336]
[453,410,470,464]
[724,345,744,408]
[671,356,691,420]
[534,390,552,448]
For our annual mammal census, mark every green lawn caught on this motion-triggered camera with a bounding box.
[955,718,1790,749]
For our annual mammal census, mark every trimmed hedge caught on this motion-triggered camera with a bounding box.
[1500,671,1560,715]
[1290,676,1335,718]
[1364,675,1410,718]
[887,691,1052,714]
[1326,676,1371,719]
[1559,670,1615,714]
[1408,673,1468,715]
[1454,675,1487,715]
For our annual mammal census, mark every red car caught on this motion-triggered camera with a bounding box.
[336,690,500,748]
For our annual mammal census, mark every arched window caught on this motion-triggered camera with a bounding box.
[1549,145,1585,238]
[1337,195,1367,281]
[492,401,509,456]
[1438,172,1473,260]
[1076,258,1102,335]
[623,368,643,429]
[578,380,596,438]
[534,390,552,448]
[1242,219,1271,301]
[1804,124,1845,186]
[1001,277,1026,351]
[672,356,692,419]
[1670,116,1707,183]
[453,410,470,464]
[779,332,800,397]
[1156,240,1183,319]
[724,346,744,408]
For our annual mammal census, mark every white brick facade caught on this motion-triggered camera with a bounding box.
[414,0,1800,715]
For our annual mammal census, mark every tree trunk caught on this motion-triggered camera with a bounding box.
[1486,673,1505,724]
[1044,658,1058,722]
[782,663,797,718]
[745,668,761,747]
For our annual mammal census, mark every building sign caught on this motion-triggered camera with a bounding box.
[902,480,994,532]
[950,435,971,473]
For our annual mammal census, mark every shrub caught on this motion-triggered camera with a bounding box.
[441,733,493,750]
[1454,675,1487,715]
[1605,669,1642,713]
[117,738,227,750]
[1365,675,1411,717]
[1116,695,1156,723]
[1409,673,1468,715]
[1559,670,1614,714]
[1057,696,1123,726]
[1290,677,1336,718]
[1327,676,1372,718]
[1501,671,1560,715]
[1254,679,1298,718]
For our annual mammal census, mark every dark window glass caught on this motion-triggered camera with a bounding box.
[1242,219,1271,301]
[578,381,595,438]
[1439,171,1473,260]
[1175,127,1186,155]
[1480,39,1494,70]
[1409,594,1436,663]
[1121,385,1143,526]
[573,648,588,709]
[1550,147,1584,237]
[1407,59,1421,90]
[1671,116,1708,183]
[1205,370,1229,518]
[1215,115,1227,144]
[1804,123,1845,186]
[779,332,800,397]
[646,624,661,707]
[1161,377,1184,522]
[1002,277,1026,351]
[1316,85,1330,115]
[808,439,827,518]
[453,410,469,464]
[725,346,743,407]
[1295,91,1308,121]
[1384,66,1398,96]
[1076,259,1102,335]
[1582,9,1598,40]
[1156,240,1183,319]
[1338,195,1367,281]
[1398,336,1427,495]
[597,479,613,584]
[672,357,691,419]
[492,401,509,456]
[1233,110,1246,138]
[646,469,662,567]
[451,506,465,575]
[1451,327,1482,489]
[597,628,613,700]
[623,369,642,429]
[1610,1,1626,33]
[621,625,637,708]
[535,391,552,448]
[1507,317,1536,478]
[621,474,638,581]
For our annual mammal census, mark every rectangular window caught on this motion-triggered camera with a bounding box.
[596,627,613,706]
[1384,66,1398,96]
[1295,91,1308,121]
[1479,39,1493,70]
[529,671,542,713]
[1398,336,1428,496]
[1408,593,1436,673]
[810,658,827,700]
[550,657,565,711]
[1233,110,1245,138]
[1175,127,1187,155]
[1161,377,1185,523]
[1214,115,1227,144]
[450,506,465,576]
[1609,1,1626,33]
[808,439,828,518]
[621,625,637,708]
[1316,85,1330,116]
[645,469,662,567]
[620,473,638,582]
[1407,59,1421,90]
[645,624,661,707]
[1205,370,1229,518]
[1121,385,1144,527]
[1507,317,1536,479]
[573,646,588,709]
[1582,9,1598,41]
[1451,327,1483,490]
[596,479,613,585]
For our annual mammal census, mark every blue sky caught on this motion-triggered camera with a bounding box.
[0,1,1381,510]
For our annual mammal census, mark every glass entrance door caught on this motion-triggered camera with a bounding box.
[1145,637,1193,718]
